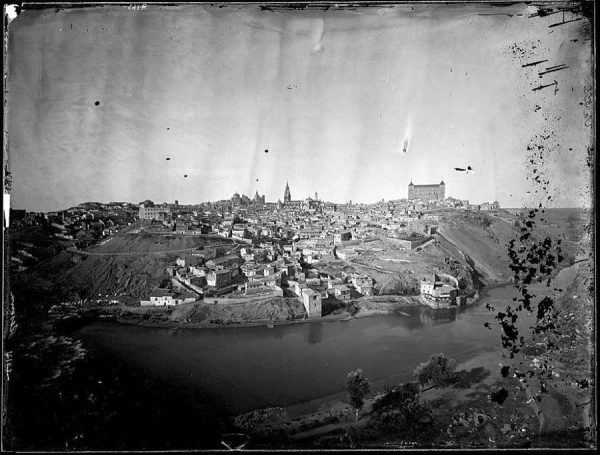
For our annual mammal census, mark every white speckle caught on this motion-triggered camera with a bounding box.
[5,5,17,23]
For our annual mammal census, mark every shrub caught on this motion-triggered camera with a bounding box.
[370,384,431,435]
[346,302,360,316]
[371,383,419,414]
[413,353,457,388]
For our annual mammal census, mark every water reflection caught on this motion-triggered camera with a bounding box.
[393,307,426,331]
[419,307,457,327]
[305,322,322,344]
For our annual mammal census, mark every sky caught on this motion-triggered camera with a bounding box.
[6,3,594,211]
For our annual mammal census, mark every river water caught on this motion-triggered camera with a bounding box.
[11,282,559,450]
[75,284,523,416]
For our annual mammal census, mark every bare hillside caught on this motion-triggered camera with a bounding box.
[169,298,307,326]
[86,233,228,254]
[13,233,235,302]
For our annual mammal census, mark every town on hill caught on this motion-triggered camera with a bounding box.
[9,180,578,328]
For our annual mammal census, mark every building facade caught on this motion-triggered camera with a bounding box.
[408,181,446,201]
[139,203,171,220]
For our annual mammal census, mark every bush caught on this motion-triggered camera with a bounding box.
[346,302,360,316]
[370,384,431,435]
[371,383,419,414]
[414,353,457,388]
[233,407,290,437]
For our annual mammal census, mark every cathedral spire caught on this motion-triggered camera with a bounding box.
[284,181,291,203]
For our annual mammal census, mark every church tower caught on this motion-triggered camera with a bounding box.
[284,181,291,203]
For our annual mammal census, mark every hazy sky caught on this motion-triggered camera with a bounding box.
[7,3,593,211]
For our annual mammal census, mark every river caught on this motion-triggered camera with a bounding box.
[9,281,556,450]
[75,284,525,415]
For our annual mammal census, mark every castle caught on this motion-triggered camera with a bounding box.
[408,181,445,201]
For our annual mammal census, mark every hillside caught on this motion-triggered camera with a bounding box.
[438,223,512,283]
[86,232,226,254]
[11,233,236,307]
[316,215,512,294]
[168,297,307,326]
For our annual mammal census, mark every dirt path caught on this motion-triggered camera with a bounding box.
[290,417,369,440]
[289,401,374,441]
[67,243,234,257]
[350,259,399,275]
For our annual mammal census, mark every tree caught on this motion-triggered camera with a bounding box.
[370,384,431,436]
[346,369,370,420]
[413,353,457,388]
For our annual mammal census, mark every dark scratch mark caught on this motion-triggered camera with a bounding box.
[538,66,568,77]
[522,59,548,68]
[532,80,557,92]
[545,64,567,71]
[549,17,583,27]
[528,8,569,18]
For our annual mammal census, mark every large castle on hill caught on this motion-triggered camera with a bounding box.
[408,180,445,201]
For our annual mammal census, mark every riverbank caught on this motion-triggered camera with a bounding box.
[232,347,542,449]
[240,263,591,449]
[53,287,487,332]
[80,295,445,330]
[237,345,592,449]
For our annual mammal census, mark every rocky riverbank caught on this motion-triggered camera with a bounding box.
[49,289,486,332]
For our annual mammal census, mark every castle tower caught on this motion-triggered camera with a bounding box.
[439,180,445,200]
[284,181,291,203]
[408,181,414,200]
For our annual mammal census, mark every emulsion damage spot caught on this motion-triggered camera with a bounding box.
[490,388,509,404]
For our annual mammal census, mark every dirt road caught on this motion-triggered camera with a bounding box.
[67,243,237,257]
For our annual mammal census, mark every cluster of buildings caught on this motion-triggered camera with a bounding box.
[11,180,499,315]
[9,202,139,272]
[419,272,460,309]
